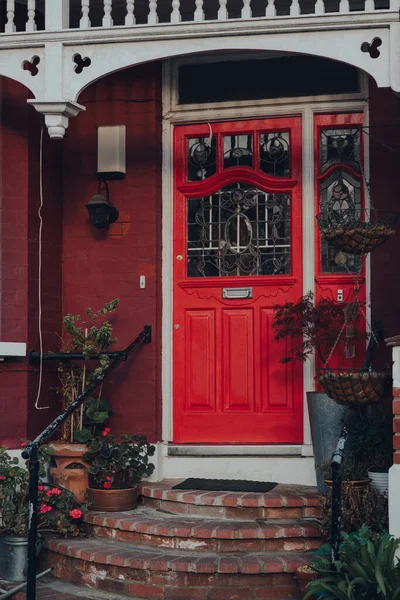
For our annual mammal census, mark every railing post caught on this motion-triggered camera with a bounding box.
[45,0,70,30]
[26,446,40,600]
[330,425,349,565]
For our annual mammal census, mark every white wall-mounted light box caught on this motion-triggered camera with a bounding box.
[97,125,126,181]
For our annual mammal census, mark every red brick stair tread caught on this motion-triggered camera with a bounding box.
[140,482,321,508]
[45,537,309,574]
[85,508,320,540]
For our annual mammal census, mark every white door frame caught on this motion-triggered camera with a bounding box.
[161,57,369,453]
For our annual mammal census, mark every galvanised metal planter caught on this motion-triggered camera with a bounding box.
[307,392,349,493]
[0,535,44,582]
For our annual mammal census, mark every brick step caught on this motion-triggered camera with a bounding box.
[84,506,321,553]
[42,537,309,599]
[140,482,322,520]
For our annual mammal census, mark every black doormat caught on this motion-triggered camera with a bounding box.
[172,478,278,493]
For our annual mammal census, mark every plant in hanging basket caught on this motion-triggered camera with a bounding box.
[317,368,392,406]
[316,208,397,254]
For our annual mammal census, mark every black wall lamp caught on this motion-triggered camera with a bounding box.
[85,180,119,229]
[86,125,126,230]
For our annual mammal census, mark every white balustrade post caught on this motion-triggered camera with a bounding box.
[171,0,181,22]
[103,0,113,26]
[241,0,252,19]
[339,0,350,12]
[364,0,375,10]
[194,0,205,20]
[391,0,400,9]
[80,0,91,28]
[148,0,159,24]
[125,0,136,24]
[265,0,276,17]
[26,0,37,31]
[5,0,16,33]
[45,0,70,30]
[290,0,300,15]
[218,0,228,20]
[314,0,324,13]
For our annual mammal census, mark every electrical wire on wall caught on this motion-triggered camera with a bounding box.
[35,123,48,410]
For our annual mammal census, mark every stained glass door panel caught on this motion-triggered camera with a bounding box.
[173,118,303,444]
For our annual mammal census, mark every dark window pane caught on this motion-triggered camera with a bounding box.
[260,132,290,177]
[320,128,361,174]
[223,135,253,169]
[188,136,217,181]
[179,57,360,105]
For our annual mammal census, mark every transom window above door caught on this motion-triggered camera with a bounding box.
[187,130,291,182]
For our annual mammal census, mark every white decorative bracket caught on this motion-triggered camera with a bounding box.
[27,100,85,139]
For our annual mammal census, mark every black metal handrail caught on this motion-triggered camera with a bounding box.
[21,325,152,600]
[330,424,349,565]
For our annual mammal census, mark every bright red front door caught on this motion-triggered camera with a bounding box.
[173,118,303,443]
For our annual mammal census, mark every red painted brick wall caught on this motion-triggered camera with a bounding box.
[0,78,63,447]
[369,80,400,368]
[61,63,162,443]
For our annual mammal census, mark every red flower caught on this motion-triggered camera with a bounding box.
[20,441,27,448]
[102,428,111,437]
[69,509,83,519]
[39,504,52,514]
[46,490,53,497]
[105,476,111,481]
[50,488,62,496]
[103,481,112,489]
[38,485,46,491]
[0,475,4,481]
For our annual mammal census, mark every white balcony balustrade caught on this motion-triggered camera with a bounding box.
[0,0,398,34]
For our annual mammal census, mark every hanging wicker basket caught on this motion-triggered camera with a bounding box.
[316,209,397,254]
[317,368,392,406]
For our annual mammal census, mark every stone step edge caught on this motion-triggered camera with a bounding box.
[45,538,310,575]
[139,485,321,508]
[84,512,321,540]
[13,576,133,600]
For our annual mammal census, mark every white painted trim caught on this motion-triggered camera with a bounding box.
[0,342,26,358]
[168,444,302,456]
[161,60,174,445]
[163,454,317,485]
[161,59,370,475]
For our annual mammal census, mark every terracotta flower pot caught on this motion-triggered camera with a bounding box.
[324,479,370,490]
[87,485,139,512]
[49,442,88,503]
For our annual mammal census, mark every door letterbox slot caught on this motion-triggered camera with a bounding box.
[222,287,253,299]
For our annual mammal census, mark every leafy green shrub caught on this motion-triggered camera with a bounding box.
[305,526,400,599]
[0,446,85,536]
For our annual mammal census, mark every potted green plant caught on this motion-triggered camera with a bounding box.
[0,446,85,582]
[318,457,370,490]
[50,299,119,502]
[273,292,350,491]
[83,431,155,512]
[304,526,400,599]
[347,406,393,493]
